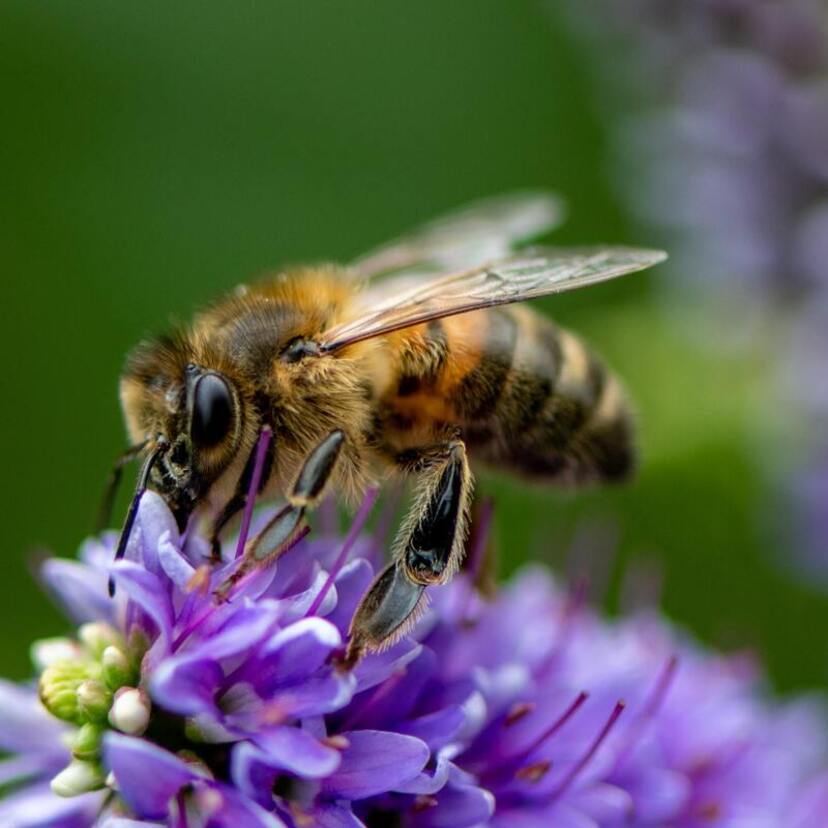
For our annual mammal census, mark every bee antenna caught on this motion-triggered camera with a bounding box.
[108,438,169,597]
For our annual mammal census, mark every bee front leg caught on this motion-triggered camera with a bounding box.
[345,440,472,664]
[214,430,345,600]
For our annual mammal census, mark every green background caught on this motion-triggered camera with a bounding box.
[1,1,825,692]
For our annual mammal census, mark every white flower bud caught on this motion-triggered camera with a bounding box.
[108,687,151,735]
[78,623,121,658]
[30,638,83,671]
[101,645,135,690]
[50,759,105,797]
[76,679,112,723]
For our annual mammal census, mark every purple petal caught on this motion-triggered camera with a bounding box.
[229,556,282,602]
[395,750,452,795]
[263,534,326,597]
[187,603,278,659]
[103,733,207,819]
[225,672,356,727]
[279,570,338,623]
[351,640,422,694]
[0,783,101,828]
[157,530,195,589]
[410,781,495,828]
[398,706,467,751]
[321,730,429,799]
[131,492,180,575]
[40,559,115,625]
[112,562,174,644]
[184,781,287,828]
[264,673,358,719]
[325,559,374,632]
[78,535,116,568]
[259,618,342,682]
[230,743,281,808]
[347,647,437,731]
[0,755,57,786]
[232,728,340,806]
[623,767,689,822]
[0,680,67,755]
[491,807,596,828]
[306,803,365,828]
[150,657,224,716]
[570,783,634,823]
[254,726,342,776]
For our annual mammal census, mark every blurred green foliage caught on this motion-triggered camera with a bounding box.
[1,1,825,690]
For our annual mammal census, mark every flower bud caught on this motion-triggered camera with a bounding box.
[108,687,150,735]
[78,622,121,659]
[71,722,103,761]
[30,638,83,671]
[76,679,112,723]
[39,661,89,723]
[50,759,105,797]
[101,645,135,690]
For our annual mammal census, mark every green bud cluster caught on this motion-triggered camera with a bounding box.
[33,622,149,798]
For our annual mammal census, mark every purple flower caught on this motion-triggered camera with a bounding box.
[562,0,828,581]
[3,491,828,826]
[422,569,828,826]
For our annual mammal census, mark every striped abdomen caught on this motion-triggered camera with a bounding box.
[382,305,635,484]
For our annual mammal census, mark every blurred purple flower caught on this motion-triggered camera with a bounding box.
[3,492,828,825]
[562,0,828,580]
[567,0,828,302]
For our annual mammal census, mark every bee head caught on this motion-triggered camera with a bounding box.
[119,334,250,529]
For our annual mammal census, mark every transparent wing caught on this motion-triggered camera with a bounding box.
[350,191,566,280]
[321,246,667,352]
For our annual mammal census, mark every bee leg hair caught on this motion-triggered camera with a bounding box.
[399,440,472,586]
[342,561,427,668]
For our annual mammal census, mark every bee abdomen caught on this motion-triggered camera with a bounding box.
[452,309,519,421]
[484,309,635,484]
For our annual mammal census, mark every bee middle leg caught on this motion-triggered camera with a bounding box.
[214,429,345,599]
[345,439,472,664]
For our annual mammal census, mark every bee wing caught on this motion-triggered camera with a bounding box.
[321,246,667,352]
[350,191,566,280]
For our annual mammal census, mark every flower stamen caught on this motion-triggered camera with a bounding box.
[306,487,379,617]
[235,427,273,560]
[505,701,536,727]
[515,759,552,783]
[613,655,679,771]
[550,700,625,801]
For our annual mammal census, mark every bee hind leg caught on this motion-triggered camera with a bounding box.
[345,440,472,665]
[214,429,346,600]
[342,561,427,668]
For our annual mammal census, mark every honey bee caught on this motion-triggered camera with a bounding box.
[103,192,665,664]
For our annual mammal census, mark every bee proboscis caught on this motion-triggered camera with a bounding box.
[104,192,666,664]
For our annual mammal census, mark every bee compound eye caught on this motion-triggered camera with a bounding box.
[191,374,234,447]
